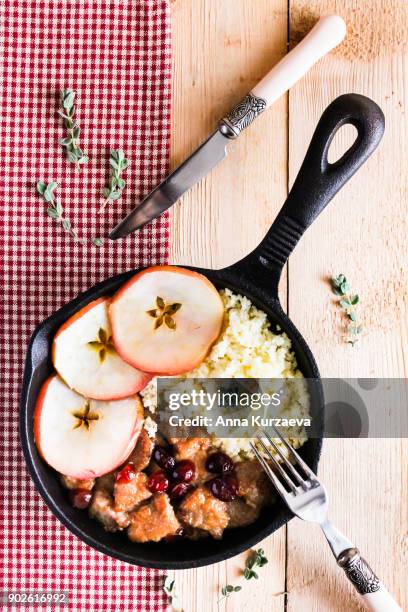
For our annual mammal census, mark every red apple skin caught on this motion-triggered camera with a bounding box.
[52,297,153,400]
[109,265,224,375]
[110,266,221,306]
[33,375,145,479]
[33,374,55,461]
[52,297,107,354]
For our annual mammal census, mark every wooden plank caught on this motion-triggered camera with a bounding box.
[169,0,288,273]
[287,1,408,610]
[169,0,288,610]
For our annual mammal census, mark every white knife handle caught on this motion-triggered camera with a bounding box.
[219,15,346,138]
[362,588,403,612]
[337,548,402,612]
[253,15,346,107]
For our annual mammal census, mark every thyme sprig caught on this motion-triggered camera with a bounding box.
[36,181,103,247]
[37,181,85,244]
[219,548,268,602]
[101,149,128,209]
[58,89,89,168]
[163,575,183,611]
[331,274,362,345]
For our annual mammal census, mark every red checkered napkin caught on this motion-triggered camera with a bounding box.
[0,1,171,609]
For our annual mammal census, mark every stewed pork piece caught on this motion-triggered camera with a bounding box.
[89,471,130,532]
[61,438,275,541]
[126,429,154,472]
[89,489,131,532]
[128,493,181,543]
[113,469,152,512]
[227,498,261,528]
[178,486,229,539]
[235,459,274,509]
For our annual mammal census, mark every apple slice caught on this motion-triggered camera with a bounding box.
[34,375,144,479]
[109,265,224,375]
[53,297,152,400]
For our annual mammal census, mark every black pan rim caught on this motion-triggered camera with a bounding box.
[19,265,324,570]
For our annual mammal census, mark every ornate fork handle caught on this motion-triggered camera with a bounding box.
[319,521,401,611]
[251,426,402,612]
[337,548,381,595]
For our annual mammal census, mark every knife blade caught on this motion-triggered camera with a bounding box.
[110,15,346,240]
[109,130,229,238]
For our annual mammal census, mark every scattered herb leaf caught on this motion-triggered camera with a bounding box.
[37,181,84,244]
[100,149,128,210]
[331,274,362,345]
[163,575,182,611]
[58,89,88,168]
[36,181,103,247]
[219,549,268,602]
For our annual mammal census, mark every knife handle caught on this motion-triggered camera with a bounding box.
[219,15,346,138]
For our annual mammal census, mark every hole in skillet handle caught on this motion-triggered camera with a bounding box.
[327,124,358,164]
[225,93,385,295]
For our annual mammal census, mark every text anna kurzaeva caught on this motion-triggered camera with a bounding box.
[157,383,312,435]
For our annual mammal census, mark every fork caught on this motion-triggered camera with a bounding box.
[250,429,402,612]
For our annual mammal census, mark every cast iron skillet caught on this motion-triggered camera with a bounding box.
[20,94,384,569]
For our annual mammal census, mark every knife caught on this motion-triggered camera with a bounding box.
[110,15,346,240]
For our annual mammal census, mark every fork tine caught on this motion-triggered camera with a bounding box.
[271,425,317,480]
[249,442,289,499]
[255,435,298,494]
[261,429,307,489]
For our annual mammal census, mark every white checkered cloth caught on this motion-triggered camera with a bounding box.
[0,1,171,609]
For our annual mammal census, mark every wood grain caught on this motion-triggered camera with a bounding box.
[169,0,408,610]
[169,0,288,272]
[170,1,288,610]
[287,1,408,610]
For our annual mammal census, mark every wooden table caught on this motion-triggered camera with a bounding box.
[169,1,408,610]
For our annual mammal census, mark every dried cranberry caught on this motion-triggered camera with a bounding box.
[147,470,169,494]
[68,489,92,509]
[208,475,239,502]
[168,481,190,500]
[116,463,136,484]
[205,452,234,475]
[171,459,196,483]
[152,446,176,472]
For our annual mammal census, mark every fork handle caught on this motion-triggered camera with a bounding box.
[337,548,402,611]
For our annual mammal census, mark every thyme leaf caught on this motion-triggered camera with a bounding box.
[36,181,103,247]
[59,89,88,168]
[163,575,183,611]
[331,274,362,345]
[219,548,268,602]
[100,149,128,210]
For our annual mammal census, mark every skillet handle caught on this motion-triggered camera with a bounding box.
[232,94,385,293]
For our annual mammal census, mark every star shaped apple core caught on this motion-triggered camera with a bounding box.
[72,400,99,430]
[87,327,114,363]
